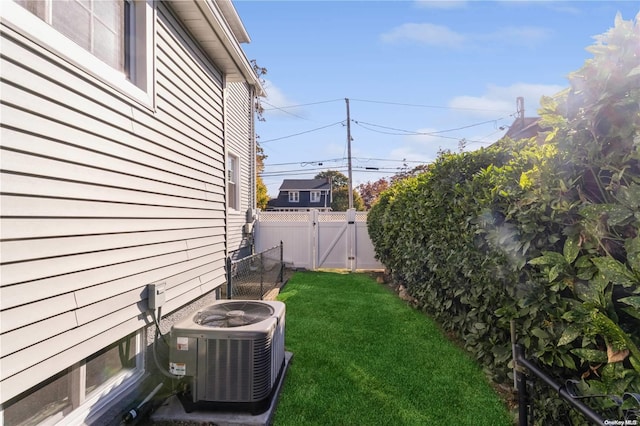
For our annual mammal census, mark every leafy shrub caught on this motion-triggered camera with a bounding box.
[368,13,640,423]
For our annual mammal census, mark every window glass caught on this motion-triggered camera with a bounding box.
[16,0,124,72]
[227,154,239,210]
[12,0,151,102]
[85,334,137,395]
[52,0,91,51]
[14,0,46,19]
[289,191,299,203]
[2,333,142,425]
[3,368,72,426]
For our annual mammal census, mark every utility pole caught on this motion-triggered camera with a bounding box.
[345,98,353,209]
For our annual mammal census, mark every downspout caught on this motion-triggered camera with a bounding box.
[223,76,229,261]
[250,84,256,211]
[249,83,257,255]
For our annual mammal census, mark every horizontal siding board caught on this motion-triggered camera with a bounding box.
[155,88,221,148]
[198,268,227,288]
[0,0,247,405]
[2,243,225,309]
[1,240,190,286]
[0,40,224,169]
[74,287,144,327]
[155,65,221,132]
[1,312,145,399]
[1,250,189,309]
[0,195,219,219]
[1,228,220,264]
[0,294,76,334]
[1,312,77,358]
[0,59,136,131]
[1,258,224,333]
[0,27,145,115]
[157,4,223,100]
[0,173,218,211]
[0,140,217,201]
[0,218,223,240]
[227,212,245,250]
[198,276,225,295]
[74,254,225,307]
[1,98,220,182]
[0,106,216,186]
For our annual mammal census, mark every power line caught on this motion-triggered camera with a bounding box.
[353,121,497,144]
[260,166,404,178]
[262,98,344,110]
[260,121,345,143]
[350,98,514,113]
[354,117,508,135]
[261,100,309,120]
[261,97,515,113]
[263,156,425,168]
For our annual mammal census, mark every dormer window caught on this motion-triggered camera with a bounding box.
[288,191,299,203]
[310,191,321,203]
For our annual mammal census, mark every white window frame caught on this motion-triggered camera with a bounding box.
[227,152,240,211]
[310,190,321,203]
[288,191,300,203]
[3,0,155,107]
[0,331,145,426]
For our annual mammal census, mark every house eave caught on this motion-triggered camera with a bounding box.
[167,0,264,95]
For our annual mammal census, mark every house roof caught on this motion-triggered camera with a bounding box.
[167,0,265,95]
[279,179,331,191]
[505,117,542,140]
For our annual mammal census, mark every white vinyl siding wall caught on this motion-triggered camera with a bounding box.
[0,2,227,404]
[226,81,254,253]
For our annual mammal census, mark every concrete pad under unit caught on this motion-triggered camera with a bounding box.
[150,352,293,426]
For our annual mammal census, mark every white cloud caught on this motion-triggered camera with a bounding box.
[480,26,553,47]
[381,23,552,49]
[386,128,457,164]
[448,82,565,118]
[380,23,466,48]
[261,79,306,119]
[414,0,467,9]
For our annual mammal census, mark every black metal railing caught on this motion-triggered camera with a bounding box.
[514,345,639,425]
[223,242,284,300]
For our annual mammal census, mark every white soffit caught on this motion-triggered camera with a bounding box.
[168,0,263,94]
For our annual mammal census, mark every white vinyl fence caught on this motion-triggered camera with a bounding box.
[254,209,384,271]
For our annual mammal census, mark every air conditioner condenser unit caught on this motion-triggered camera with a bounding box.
[169,300,286,414]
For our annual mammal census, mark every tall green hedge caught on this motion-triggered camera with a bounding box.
[368,13,640,423]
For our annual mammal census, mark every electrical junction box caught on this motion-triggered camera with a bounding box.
[148,282,166,310]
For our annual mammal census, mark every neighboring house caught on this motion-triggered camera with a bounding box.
[504,97,543,141]
[0,1,262,424]
[267,178,333,212]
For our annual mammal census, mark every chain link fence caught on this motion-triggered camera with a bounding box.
[222,242,284,300]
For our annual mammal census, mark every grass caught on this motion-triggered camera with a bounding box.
[273,271,511,426]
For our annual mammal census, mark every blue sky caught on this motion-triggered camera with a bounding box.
[233,1,639,197]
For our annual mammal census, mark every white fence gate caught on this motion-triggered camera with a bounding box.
[254,209,384,271]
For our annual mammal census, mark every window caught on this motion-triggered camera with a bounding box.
[227,153,239,210]
[288,191,299,203]
[310,191,321,203]
[1,333,143,425]
[8,0,153,102]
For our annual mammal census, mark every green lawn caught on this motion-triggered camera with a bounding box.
[273,271,511,426]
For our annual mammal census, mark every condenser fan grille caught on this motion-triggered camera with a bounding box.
[194,301,275,327]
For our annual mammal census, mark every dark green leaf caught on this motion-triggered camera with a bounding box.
[618,296,640,310]
[592,257,637,287]
[558,324,583,346]
[563,235,580,264]
[571,348,608,363]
